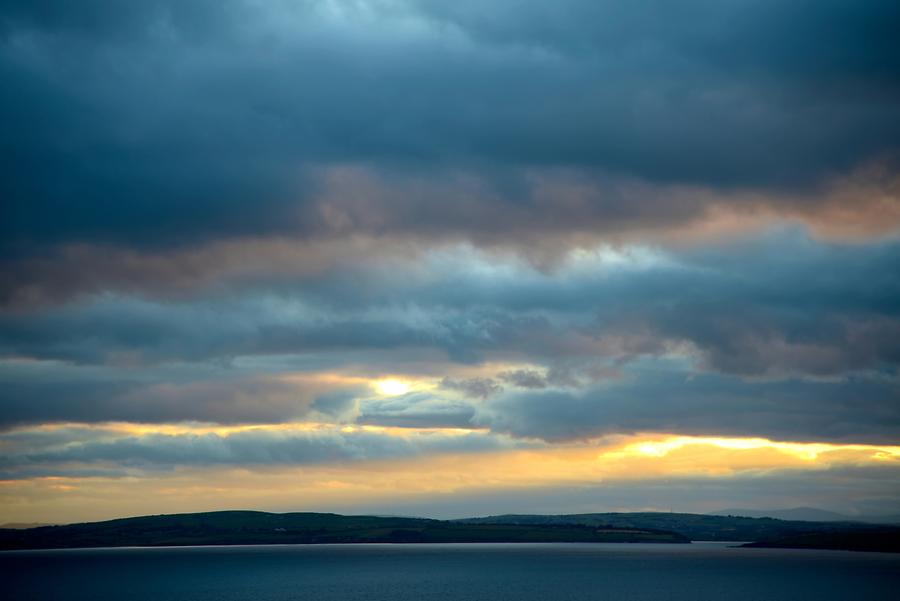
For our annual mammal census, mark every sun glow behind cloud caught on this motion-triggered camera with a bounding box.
[374,378,413,396]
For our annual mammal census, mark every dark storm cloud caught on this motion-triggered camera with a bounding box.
[416,0,900,81]
[1,0,899,260]
[0,19,312,253]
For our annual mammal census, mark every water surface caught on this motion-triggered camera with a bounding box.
[3,542,898,600]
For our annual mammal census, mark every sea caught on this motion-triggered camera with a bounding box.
[2,542,898,600]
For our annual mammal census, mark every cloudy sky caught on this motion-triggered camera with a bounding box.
[1,0,899,524]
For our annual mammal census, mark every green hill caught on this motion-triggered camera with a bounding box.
[7,510,896,552]
[455,512,894,542]
[0,511,689,550]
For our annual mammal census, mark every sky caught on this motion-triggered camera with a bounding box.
[1,0,899,524]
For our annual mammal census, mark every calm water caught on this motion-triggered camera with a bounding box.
[2,542,898,601]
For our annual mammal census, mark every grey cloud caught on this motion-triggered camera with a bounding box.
[478,362,900,444]
[0,426,522,478]
[0,360,363,427]
[485,367,583,392]
[498,370,547,389]
[0,294,447,364]
[440,377,502,399]
[310,387,366,419]
[356,392,477,429]
[4,167,899,310]
[0,290,606,368]
[2,232,898,379]
[4,351,896,444]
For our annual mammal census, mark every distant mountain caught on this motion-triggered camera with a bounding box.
[713,508,855,522]
[0,511,688,551]
[871,515,900,524]
[0,523,52,530]
[455,512,893,542]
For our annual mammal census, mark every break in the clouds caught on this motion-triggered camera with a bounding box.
[1,232,898,444]
[1,1,899,522]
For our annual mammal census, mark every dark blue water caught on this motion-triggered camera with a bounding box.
[2,542,898,601]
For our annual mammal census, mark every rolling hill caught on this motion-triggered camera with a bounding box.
[0,511,688,550]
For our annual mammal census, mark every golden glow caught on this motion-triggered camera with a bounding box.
[2,429,899,524]
[374,378,411,396]
[616,436,900,462]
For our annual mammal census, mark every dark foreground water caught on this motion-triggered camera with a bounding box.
[2,542,899,601]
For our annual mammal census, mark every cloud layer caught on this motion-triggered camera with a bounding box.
[1,1,899,521]
[1,232,899,442]
[3,1,899,258]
